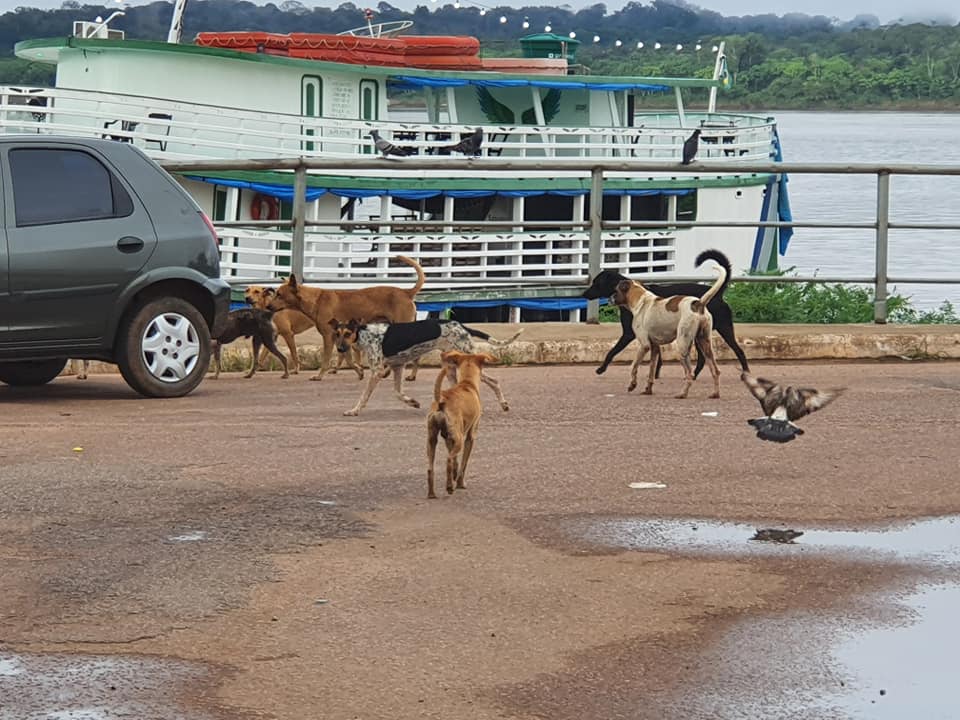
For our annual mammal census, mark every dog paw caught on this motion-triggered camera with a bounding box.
[408,400,421,409]
[595,366,607,375]
[642,388,654,396]
[500,403,510,412]
[343,409,359,417]
[627,383,637,392]
[309,375,325,381]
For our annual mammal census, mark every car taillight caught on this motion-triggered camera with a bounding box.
[201,212,220,247]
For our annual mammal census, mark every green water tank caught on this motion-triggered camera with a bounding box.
[520,33,580,62]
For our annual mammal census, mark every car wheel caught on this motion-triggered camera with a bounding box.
[0,358,67,386]
[116,297,211,398]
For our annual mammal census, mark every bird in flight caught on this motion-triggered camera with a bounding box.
[741,371,845,443]
[681,128,701,165]
[444,128,483,157]
[369,129,410,158]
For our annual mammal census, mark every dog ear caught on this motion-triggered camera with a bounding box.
[616,279,632,294]
[263,287,276,298]
[328,318,340,329]
[287,274,299,290]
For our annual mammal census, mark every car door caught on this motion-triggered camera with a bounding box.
[1,144,158,344]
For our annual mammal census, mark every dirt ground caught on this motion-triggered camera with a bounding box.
[1,359,959,719]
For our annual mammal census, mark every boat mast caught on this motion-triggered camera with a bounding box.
[167,0,189,44]
[708,41,726,113]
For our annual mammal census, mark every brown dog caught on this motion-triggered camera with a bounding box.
[610,256,726,399]
[244,285,363,378]
[426,351,497,499]
[266,255,425,381]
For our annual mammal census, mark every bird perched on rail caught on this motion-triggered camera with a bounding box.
[681,128,701,165]
[369,129,410,158]
[741,371,845,443]
[443,128,483,157]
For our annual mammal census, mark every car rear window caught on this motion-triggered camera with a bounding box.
[9,148,134,227]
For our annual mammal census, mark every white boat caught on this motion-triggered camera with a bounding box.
[5,10,792,318]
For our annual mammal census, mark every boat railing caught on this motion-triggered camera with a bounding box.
[162,156,960,324]
[0,85,777,163]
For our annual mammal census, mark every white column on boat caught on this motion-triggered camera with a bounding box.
[708,41,726,114]
[224,186,241,276]
[675,87,688,129]
[531,88,553,158]
[573,193,586,277]
[512,197,524,281]
[445,87,459,124]
[443,195,455,278]
[620,195,630,231]
[166,0,189,44]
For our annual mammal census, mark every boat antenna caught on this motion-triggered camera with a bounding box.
[167,0,189,44]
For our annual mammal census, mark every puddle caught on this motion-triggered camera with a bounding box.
[0,651,217,720]
[584,515,960,566]
[680,580,960,719]
[577,515,960,718]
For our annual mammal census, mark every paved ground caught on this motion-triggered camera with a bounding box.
[2,359,959,719]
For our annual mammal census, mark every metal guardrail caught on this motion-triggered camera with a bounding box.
[159,157,960,324]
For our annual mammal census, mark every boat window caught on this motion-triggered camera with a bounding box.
[8,148,133,227]
[677,191,698,222]
[630,195,669,223]
[212,187,228,222]
[360,80,379,121]
[301,75,323,152]
[523,195,575,231]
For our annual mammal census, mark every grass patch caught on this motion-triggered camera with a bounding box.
[596,268,958,324]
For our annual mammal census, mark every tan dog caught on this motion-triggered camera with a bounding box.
[610,252,728,399]
[244,285,363,378]
[426,351,497,499]
[266,255,425,381]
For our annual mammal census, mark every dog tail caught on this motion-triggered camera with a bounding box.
[396,255,426,298]
[695,249,733,299]
[693,250,730,311]
[462,325,524,347]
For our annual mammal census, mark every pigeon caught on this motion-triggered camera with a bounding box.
[369,130,410,158]
[751,528,803,543]
[681,128,701,165]
[443,127,483,157]
[741,371,844,443]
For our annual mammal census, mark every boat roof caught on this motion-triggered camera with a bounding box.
[15,36,724,90]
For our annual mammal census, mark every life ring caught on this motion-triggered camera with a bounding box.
[251,193,280,221]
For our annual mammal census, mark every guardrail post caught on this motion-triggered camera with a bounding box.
[586,166,603,323]
[291,161,307,280]
[874,171,890,324]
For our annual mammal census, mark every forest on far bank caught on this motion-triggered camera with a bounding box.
[1,0,959,110]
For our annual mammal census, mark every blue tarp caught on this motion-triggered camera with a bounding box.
[188,176,693,201]
[772,126,794,255]
[387,75,671,93]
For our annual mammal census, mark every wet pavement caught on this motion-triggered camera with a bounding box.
[1,360,959,719]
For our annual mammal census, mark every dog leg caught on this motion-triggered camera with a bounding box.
[627,340,649,393]
[245,338,260,378]
[405,359,420,382]
[456,424,478,490]
[717,323,749,373]
[597,310,636,375]
[311,328,335,381]
[696,331,721,399]
[344,367,383,416]
[427,414,443,499]
[480,371,509,412]
[392,364,420,409]
[445,433,462,495]
[281,331,300,374]
[212,341,222,379]
[646,344,662,395]
[263,333,289,379]
[674,338,696,399]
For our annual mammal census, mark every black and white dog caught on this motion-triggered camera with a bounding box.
[330,318,522,416]
[582,249,749,378]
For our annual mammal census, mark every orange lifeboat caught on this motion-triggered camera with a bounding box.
[195,32,481,69]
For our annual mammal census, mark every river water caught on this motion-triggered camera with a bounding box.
[774,111,960,311]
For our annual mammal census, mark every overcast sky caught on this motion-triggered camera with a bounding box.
[1,0,956,25]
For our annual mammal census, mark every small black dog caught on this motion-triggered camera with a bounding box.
[211,308,288,379]
[582,249,749,378]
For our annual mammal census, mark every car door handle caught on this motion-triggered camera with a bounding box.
[116,236,145,253]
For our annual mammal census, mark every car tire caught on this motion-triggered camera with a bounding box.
[0,358,68,387]
[116,297,211,398]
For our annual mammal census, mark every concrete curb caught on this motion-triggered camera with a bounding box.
[64,323,960,376]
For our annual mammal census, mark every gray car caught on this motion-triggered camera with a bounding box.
[0,136,230,397]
